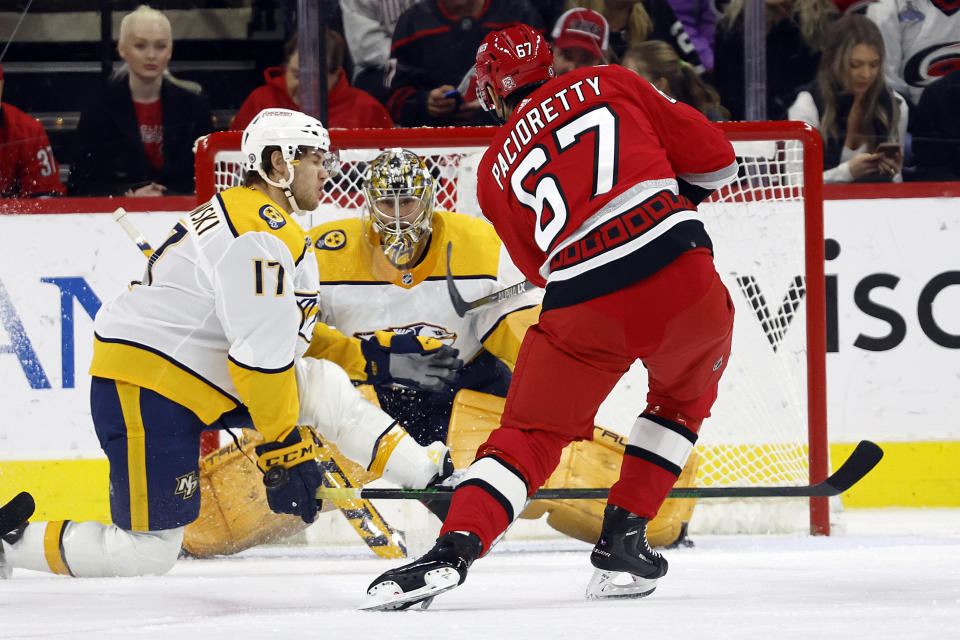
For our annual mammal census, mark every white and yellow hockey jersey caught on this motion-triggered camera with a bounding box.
[305,210,542,378]
[90,186,320,442]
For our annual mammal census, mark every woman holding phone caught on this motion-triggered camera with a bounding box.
[787,14,907,183]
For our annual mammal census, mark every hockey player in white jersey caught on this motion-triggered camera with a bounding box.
[0,109,452,579]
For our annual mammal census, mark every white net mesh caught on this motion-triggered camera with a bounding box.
[200,129,825,535]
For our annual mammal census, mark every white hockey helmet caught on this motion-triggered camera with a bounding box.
[240,108,340,210]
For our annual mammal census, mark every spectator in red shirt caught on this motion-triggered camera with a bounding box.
[231,31,393,131]
[0,63,66,198]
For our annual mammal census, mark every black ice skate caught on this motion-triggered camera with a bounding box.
[586,504,669,600]
[361,531,482,611]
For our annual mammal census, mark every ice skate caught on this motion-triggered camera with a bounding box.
[361,531,482,611]
[586,504,668,600]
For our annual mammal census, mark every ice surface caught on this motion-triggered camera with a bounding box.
[3,508,958,640]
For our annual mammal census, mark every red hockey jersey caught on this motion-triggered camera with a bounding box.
[0,103,65,198]
[477,64,736,310]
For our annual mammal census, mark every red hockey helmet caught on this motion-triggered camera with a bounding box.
[475,24,555,112]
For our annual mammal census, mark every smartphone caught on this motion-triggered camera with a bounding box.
[875,142,900,158]
[443,89,461,99]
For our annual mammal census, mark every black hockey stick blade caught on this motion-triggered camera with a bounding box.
[445,242,535,317]
[0,492,36,537]
[315,440,884,501]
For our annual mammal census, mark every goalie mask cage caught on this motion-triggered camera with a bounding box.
[195,122,829,536]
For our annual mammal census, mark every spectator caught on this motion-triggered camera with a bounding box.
[787,14,907,183]
[67,5,212,197]
[666,0,718,71]
[0,63,66,198]
[550,8,611,75]
[566,0,706,73]
[909,68,960,182]
[340,0,420,103]
[866,0,960,107]
[714,0,837,121]
[231,32,393,131]
[386,0,544,127]
[621,40,730,120]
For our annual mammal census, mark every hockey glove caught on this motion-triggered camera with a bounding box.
[360,331,462,392]
[255,426,323,524]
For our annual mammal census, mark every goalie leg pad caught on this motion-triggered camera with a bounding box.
[4,520,182,577]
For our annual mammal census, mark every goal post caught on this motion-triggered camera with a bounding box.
[194,122,829,535]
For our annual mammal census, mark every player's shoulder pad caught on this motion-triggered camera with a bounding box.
[215,186,309,263]
[438,210,502,278]
[307,217,375,281]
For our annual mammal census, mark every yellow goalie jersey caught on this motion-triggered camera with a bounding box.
[90,186,320,442]
[306,210,542,376]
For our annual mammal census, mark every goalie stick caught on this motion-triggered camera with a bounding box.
[314,440,883,501]
[0,492,35,538]
[445,242,536,317]
[111,210,407,558]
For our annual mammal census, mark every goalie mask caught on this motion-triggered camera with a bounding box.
[241,108,341,214]
[361,149,435,270]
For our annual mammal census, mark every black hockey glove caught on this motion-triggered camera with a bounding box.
[255,426,323,524]
[360,331,462,392]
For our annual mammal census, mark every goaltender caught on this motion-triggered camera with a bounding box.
[0,109,454,578]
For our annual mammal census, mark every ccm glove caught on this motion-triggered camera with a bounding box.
[255,426,323,524]
[360,331,462,392]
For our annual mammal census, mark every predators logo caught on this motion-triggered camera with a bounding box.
[259,205,286,230]
[315,229,347,250]
[356,323,457,347]
[174,471,199,499]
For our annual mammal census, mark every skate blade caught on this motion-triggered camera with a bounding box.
[360,567,461,611]
[585,569,658,600]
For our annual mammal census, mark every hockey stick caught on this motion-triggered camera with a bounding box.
[315,440,883,501]
[445,242,536,317]
[112,207,155,257]
[0,492,35,538]
[111,212,407,558]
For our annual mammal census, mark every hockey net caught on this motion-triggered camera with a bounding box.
[194,123,828,538]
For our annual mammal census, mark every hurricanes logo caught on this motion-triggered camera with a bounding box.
[259,205,286,230]
[315,229,347,250]
[174,471,199,500]
[904,41,960,89]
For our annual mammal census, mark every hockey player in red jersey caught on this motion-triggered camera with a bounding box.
[363,24,738,610]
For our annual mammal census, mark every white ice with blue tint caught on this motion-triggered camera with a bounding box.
[3,508,958,639]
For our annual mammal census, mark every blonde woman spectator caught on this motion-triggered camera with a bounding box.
[787,14,908,183]
[68,5,212,197]
[567,0,705,73]
[621,40,730,120]
[714,0,837,120]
